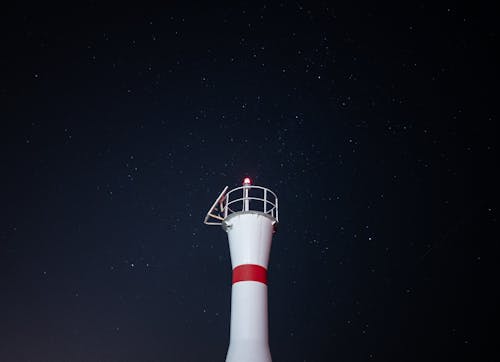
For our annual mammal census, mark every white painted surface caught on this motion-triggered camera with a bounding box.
[226,282,271,362]
[224,212,275,362]
[225,213,274,269]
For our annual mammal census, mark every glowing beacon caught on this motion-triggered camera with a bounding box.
[204,177,279,362]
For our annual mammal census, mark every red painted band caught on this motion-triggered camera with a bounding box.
[232,264,267,285]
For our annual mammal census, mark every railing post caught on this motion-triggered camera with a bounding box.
[275,197,279,221]
[225,191,229,218]
[243,186,250,211]
[264,189,267,214]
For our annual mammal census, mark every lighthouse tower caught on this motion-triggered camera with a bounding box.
[204,178,279,362]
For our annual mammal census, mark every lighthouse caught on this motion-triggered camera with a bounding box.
[204,178,279,362]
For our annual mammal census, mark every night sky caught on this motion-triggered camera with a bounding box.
[1,3,496,361]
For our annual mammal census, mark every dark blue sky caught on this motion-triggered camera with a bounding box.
[1,2,495,361]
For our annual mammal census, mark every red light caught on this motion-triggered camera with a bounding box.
[243,177,252,185]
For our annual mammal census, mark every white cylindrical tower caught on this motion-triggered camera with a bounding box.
[204,178,278,362]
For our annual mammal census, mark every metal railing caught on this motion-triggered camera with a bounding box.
[204,185,279,225]
[224,185,279,221]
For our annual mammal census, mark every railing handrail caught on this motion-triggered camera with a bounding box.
[226,185,278,200]
[227,196,277,208]
[226,199,277,215]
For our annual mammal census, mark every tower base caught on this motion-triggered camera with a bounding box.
[226,340,272,362]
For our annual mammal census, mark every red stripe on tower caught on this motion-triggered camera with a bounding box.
[232,264,267,284]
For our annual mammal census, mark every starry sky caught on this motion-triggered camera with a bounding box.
[1,2,496,361]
